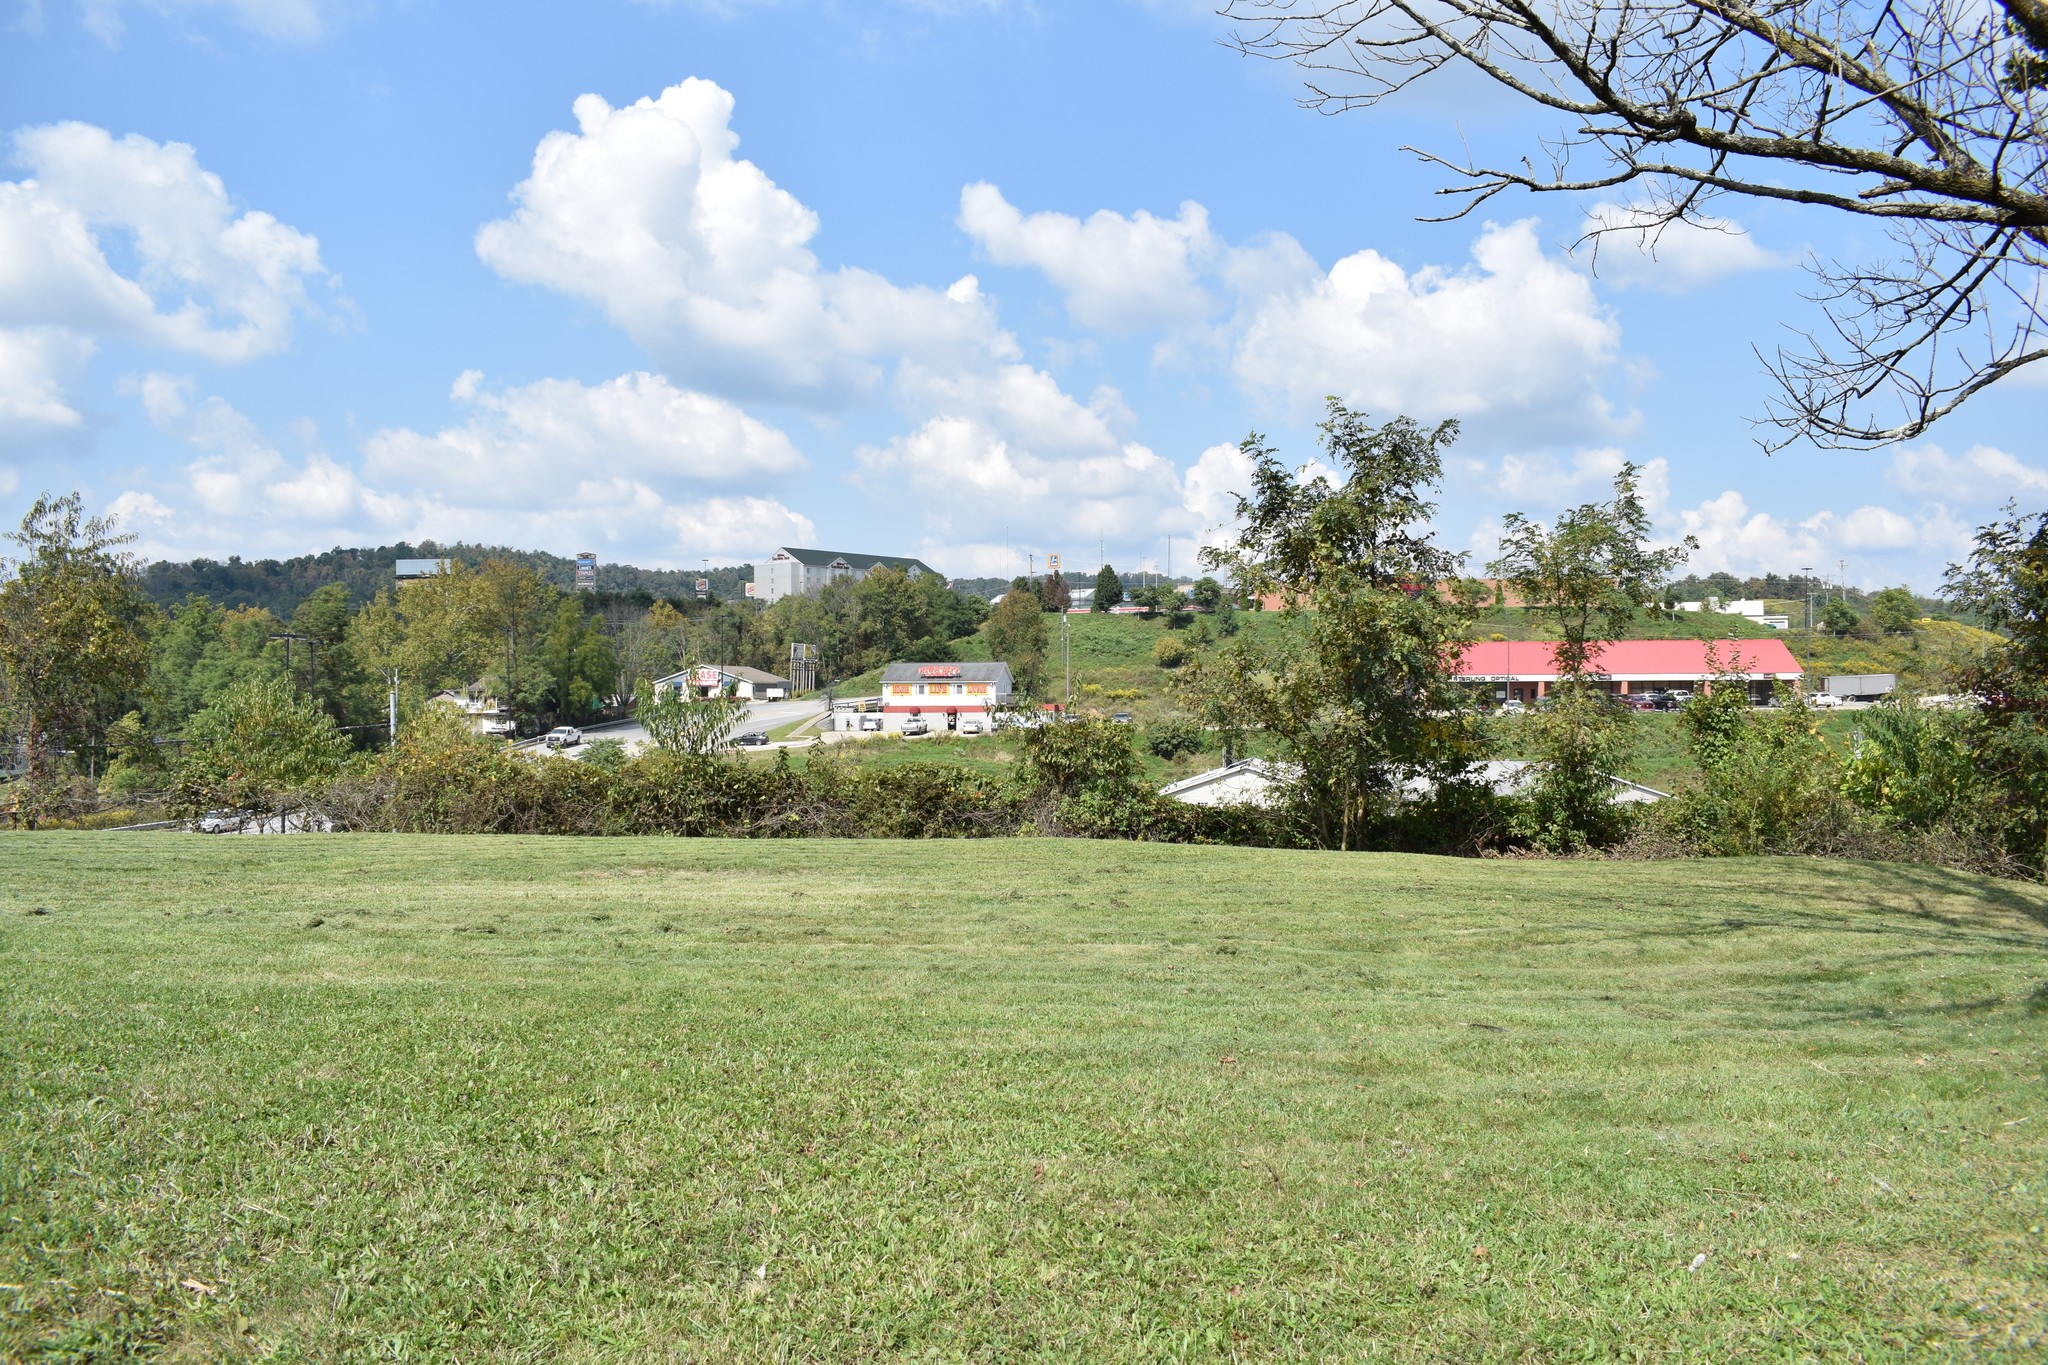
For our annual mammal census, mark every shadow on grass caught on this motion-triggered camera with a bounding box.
[1849,859,2048,931]
[1519,858,2048,957]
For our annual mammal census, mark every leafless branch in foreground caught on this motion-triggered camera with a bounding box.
[1223,0,2048,449]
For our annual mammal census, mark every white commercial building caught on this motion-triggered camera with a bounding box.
[877,661,1014,733]
[751,547,940,604]
[652,665,794,701]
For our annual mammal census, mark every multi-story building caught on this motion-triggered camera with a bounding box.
[751,547,939,603]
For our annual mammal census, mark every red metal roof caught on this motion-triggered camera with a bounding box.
[1456,638,1802,678]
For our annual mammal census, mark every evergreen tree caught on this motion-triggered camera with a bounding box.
[1092,564,1121,612]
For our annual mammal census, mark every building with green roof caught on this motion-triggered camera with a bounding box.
[753,546,940,603]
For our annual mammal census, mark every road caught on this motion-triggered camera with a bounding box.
[558,696,830,755]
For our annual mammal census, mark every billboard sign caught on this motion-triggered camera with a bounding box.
[575,551,597,591]
[695,577,709,599]
[918,665,962,678]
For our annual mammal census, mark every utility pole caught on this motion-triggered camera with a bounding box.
[1837,559,1848,602]
[1800,565,1814,631]
[385,669,400,748]
[270,631,314,694]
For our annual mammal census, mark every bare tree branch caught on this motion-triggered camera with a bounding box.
[1224,0,2048,448]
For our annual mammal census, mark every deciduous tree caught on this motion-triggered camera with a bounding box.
[986,586,1050,695]
[1189,400,1487,849]
[1940,502,2048,874]
[1489,463,1695,847]
[0,494,151,806]
[1868,586,1921,634]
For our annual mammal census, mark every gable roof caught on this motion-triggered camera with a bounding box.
[774,546,936,575]
[879,661,1014,687]
[652,665,792,688]
[1456,638,1802,678]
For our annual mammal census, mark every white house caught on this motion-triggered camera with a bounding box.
[1159,758,1666,808]
[426,684,515,737]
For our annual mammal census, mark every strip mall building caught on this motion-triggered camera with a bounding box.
[1458,639,1804,703]
[879,661,1014,731]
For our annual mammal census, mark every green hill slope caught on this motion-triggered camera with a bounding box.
[5,835,2043,1360]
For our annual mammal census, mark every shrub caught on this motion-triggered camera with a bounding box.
[579,738,631,773]
[169,675,352,817]
[1510,682,1637,851]
[1153,635,1191,669]
[1144,717,1204,759]
[1658,683,1841,855]
[1020,719,1141,800]
[1840,702,1986,829]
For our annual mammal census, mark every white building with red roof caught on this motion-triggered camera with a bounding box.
[1457,638,1803,704]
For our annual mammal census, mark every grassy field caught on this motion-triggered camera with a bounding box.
[5,836,2045,1361]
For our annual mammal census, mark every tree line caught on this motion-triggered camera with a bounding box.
[0,499,991,823]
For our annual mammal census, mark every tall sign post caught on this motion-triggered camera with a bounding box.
[575,552,597,592]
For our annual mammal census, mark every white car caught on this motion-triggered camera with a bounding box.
[959,718,984,736]
[544,726,583,749]
[901,718,929,736]
[1810,692,1844,709]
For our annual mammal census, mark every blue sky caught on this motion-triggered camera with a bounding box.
[2,0,2041,591]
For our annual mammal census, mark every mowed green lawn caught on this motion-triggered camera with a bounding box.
[3,837,2045,1362]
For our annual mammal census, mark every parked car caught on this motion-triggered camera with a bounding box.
[1624,695,1659,711]
[858,713,884,732]
[901,717,929,736]
[1496,700,1526,715]
[734,730,768,746]
[1110,712,1134,725]
[196,809,243,834]
[544,726,583,749]
[959,718,984,736]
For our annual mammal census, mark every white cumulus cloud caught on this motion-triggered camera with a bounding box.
[0,121,329,452]
[117,372,816,563]
[1577,202,1787,292]
[1837,504,1919,551]
[476,79,1007,406]
[363,370,806,506]
[1885,442,2048,503]
[958,182,1216,333]
[1230,220,1625,437]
